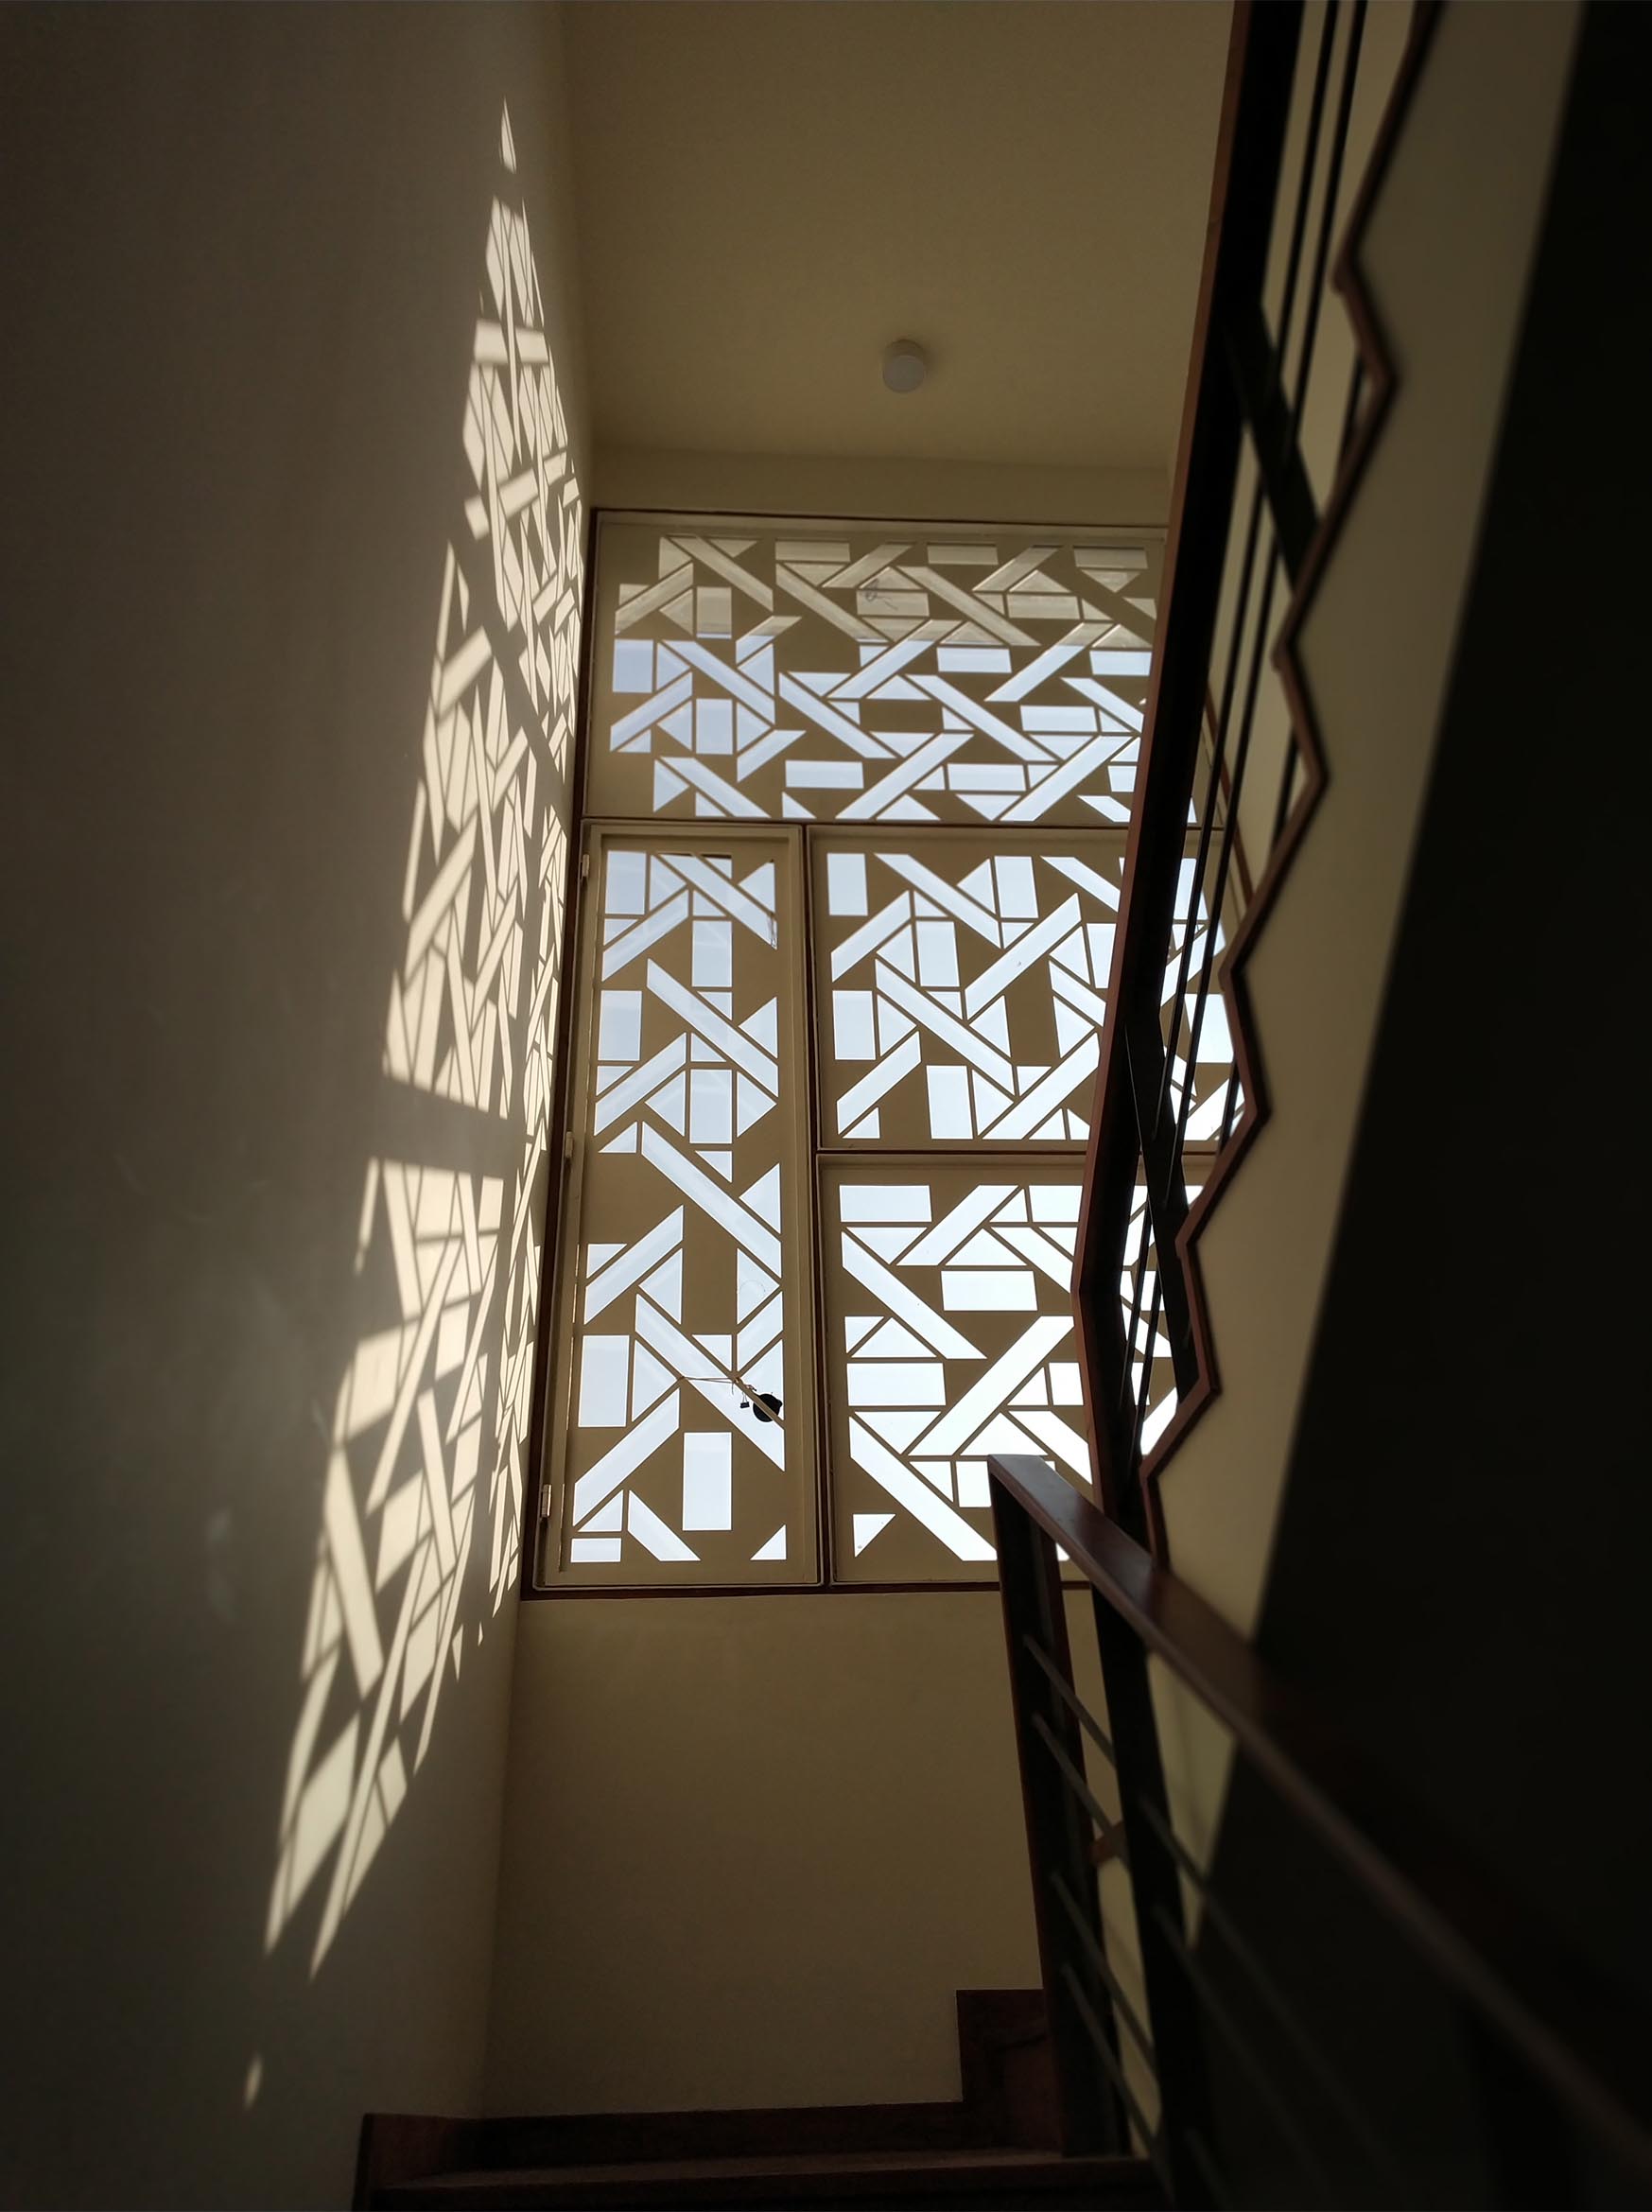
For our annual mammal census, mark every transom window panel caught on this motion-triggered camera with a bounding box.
[586,519,1165,828]
[820,1163,1091,1585]
[812,833,1126,1145]
[542,831,817,1585]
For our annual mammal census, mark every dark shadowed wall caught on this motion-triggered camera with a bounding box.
[0,8,588,2203]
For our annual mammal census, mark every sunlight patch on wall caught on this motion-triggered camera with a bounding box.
[267,101,583,1973]
[268,1161,501,1966]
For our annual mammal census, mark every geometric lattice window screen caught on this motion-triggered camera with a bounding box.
[586,521,1163,827]
[812,835,1125,1144]
[531,517,1228,1592]
[543,832,817,1585]
[820,1164,1090,1583]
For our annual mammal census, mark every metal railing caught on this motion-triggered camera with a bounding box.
[1076,0,1404,1550]
[990,5,1652,2202]
[989,1453,1652,2207]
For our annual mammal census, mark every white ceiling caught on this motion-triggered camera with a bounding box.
[563,0,1232,476]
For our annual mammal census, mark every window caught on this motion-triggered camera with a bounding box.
[547,830,817,1585]
[811,833,1125,1146]
[535,515,1229,1588]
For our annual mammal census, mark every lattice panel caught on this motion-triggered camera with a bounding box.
[821,1164,1092,1582]
[586,522,1164,827]
[548,835,816,1584]
[812,834,1126,1145]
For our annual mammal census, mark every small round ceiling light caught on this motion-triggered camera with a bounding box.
[882,339,929,394]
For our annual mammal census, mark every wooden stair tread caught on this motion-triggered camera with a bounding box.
[356,1996,1156,2204]
[376,2145,1158,2207]
[403,2101,983,2168]
[414,2148,1124,2179]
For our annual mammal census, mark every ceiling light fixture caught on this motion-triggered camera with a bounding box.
[882,339,929,394]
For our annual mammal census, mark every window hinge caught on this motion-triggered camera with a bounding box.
[538,1483,555,1523]
[579,853,591,882]
[563,1130,576,1162]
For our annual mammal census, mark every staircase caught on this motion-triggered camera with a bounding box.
[1135,0,1590,1642]
[362,2141,1150,2211]
[985,0,1652,2205]
[356,4,1652,2204]
[356,1994,1158,2208]
[1064,0,1604,1973]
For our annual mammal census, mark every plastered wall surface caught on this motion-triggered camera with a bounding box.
[594,446,1169,531]
[0,9,589,2203]
[565,3,1229,473]
[485,1592,1063,2116]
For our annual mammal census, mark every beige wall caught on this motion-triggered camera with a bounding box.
[594,444,1168,530]
[485,1592,1053,2114]
[0,8,589,2204]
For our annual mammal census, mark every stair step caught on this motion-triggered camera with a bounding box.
[376,2147,1158,2209]
[355,1997,1107,2206]
[394,2103,984,2173]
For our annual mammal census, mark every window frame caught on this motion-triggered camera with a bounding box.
[537,821,823,1593]
[523,508,1231,1600]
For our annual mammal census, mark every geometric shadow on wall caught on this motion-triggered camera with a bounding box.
[266,102,583,1974]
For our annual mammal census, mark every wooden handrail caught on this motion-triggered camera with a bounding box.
[988,1452,1652,2186]
[1072,0,1304,1549]
[992,8,1652,2192]
[1075,1,1451,1559]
